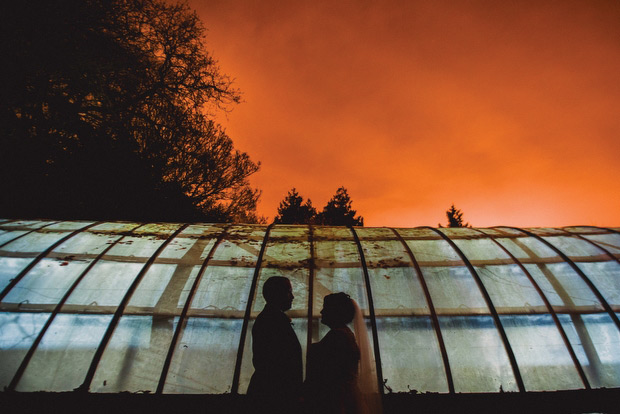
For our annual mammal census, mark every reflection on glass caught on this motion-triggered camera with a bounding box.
[558,313,620,388]
[0,312,50,388]
[500,314,583,391]
[376,316,448,393]
[91,315,179,393]
[16,314,112,391]
[439,315,517,393]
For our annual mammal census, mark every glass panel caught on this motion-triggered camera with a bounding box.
[355,227,397,239]
[583,234,620,255]
[210,229,265,264]
[63,261,144,311]
[0,230,28,246]
[16,314,112,391]
[563,226,606,235]
[475,265,545,312]
[0,312,51,388]
[0,220,51,229]
[189,266,253,317]
[559,313,620,388]
[476,228,507,236]
[421,266,489,314]
[89,222,141,232]
[314,240,360,264]
[524,263,603,312]
[157,230,219,261]
[164,317,242,393]
[576,262,620,309]
[0,257,33,293]
[437,227,482,238]
[525,228,566,236]
[126,264,179,311]
[360,239,409,267]
[106,235,167,258]
[313,226,354,240]
[495,237,557,260]
[405,239,461,264]
[500,314,584,391]
[45,221,94,231]
[2,231,70,253]
[314,267,368,316]
[376,316,448,393]
[395,228,438,239]
[439,315,518,392]
[543,236,608,258]
[452,238,511,262]
[54,232,121,256]
[368,267,429,316]
[2,258,92,307]
[91,315,178,392]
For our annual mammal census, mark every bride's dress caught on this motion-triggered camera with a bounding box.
[304,300,382,414]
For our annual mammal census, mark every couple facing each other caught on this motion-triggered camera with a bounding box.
[247,276,381,414]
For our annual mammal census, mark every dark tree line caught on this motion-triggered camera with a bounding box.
[0,0,261,222]
[274,187,364,226]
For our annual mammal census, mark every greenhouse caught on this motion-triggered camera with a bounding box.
[1,219,619,413]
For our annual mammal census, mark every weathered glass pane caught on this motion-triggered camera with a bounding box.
[126,264,178,310]
[2,231,70,253]
[2,258,92,307]
[0,230,28,247]
[524,263,603,312]
[453,238,511,262]
[583,234,620,255]
[189,266,253,316]
[0,257,34,293]
[376,316,448,393]
[495,237,557,260]
[406,239,461,264]
[91,315,178,393]
[422,266,489,314]
[500,314,584,391]
[543,236,608,258]
[559,313,620,388]
[54,232,121,256]
[475,265,545,312]
[576,261,620,309]
[439,315,518,392]
[368,267,429,316]
[16,314,112,391]
[0,312,50,388]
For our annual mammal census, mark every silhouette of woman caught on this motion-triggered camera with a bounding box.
[304,293,382,414]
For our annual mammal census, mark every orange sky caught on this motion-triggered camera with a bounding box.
[189,0,620,227]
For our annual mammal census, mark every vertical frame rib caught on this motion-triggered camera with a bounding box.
[156,225,231,394]
[78,223,189,391]
[471,227,591,389]
[306,225,316,352]
[230,223,274,395]
[0,221,99,301]
[8,222,146,391]
[424,226,526,393]
[506,227,620,332]
[390,228,455,393]
[349,226,385,395]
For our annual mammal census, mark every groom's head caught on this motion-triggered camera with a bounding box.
[263,276,294,311]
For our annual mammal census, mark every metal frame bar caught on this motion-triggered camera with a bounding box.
[0,221,60,249]
[230,223,274,395]
[306,225,316,352]
[471,227,591,389]
[156,225,231,394]
[8,222,146,390]
[349,226,385,395]
[424,226,526,392]
[78,223,189,391]
[390,228,455,393]
[504,227,620,332]
[0,221,99,302]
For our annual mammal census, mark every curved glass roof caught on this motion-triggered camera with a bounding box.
[0,219,619,394]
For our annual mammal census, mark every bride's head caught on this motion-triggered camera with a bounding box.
[321,292,355,328]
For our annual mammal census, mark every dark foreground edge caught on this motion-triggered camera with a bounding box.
[2,388,620,414]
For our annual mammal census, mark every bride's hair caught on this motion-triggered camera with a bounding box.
[324,292,355,324]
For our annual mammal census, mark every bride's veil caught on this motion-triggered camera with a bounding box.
[352,299,383,414]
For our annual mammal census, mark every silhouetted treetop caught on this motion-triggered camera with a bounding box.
[0,0,260,222]
[317,187,364,226]
[445,204,469,228]
[273,188,317,224]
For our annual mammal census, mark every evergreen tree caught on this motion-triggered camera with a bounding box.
[317,187,364,226]
[446,204,469,227]
[273,188,317,224]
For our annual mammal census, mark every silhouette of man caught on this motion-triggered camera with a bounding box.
[247,276,302,413]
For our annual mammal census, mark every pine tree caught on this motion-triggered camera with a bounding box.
[273,188,317,224]
[317,187,364,226]
[446,204,469,227]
